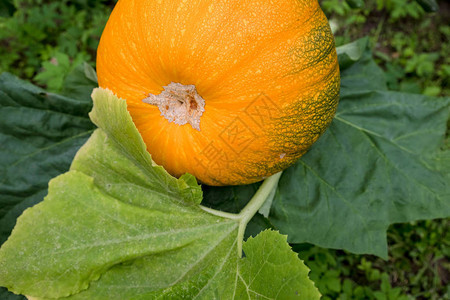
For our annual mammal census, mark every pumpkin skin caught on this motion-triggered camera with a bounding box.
[97,0,340,186]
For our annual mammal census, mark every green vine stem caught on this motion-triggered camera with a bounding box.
[200,171,283,257]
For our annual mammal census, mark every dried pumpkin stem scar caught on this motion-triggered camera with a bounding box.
[200,171,283,257]
[142,82,205,131]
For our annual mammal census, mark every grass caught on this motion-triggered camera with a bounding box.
[0,0,448,299]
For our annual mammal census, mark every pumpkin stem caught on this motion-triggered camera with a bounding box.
[142,82,205,131]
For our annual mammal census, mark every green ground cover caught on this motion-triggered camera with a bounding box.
[0,0,448,299]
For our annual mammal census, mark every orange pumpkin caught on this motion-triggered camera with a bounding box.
[97,0,340,186]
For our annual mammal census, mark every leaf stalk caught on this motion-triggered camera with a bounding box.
[200,171,283,257]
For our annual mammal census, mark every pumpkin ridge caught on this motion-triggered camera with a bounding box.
[297,26,337,72]
[269,72,340,152]
[297,3,322,29]
[203,29,311,99]
[289,58,339,95]
[179,1,251,71]
[200,5,322,98]
[285,23,336,76]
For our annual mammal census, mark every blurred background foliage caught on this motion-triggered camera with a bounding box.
[324,0,449,97]
[0,0,448,299]
[0,0,115,90]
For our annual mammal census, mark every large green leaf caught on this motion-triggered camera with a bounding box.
[61,62,99,102]
[0,73,95,247]
[268,42,450,258]
[0,71,96,300]
[337,38,387,91]
[0,89,319,299]
[0,288,25,300]
[270,90,449,258]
